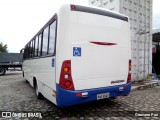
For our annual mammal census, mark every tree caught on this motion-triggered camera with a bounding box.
[0,42,8,53]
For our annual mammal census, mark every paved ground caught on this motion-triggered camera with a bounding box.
[0,71,160,120]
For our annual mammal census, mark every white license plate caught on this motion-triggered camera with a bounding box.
[97,93,109,100]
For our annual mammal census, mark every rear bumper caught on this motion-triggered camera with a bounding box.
[56,83,131,107]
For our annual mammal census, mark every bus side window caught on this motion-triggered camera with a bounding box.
[30,41,32,58]
[48,21,56,55]
[24,48,26,59]
[29,42,31,58]
[27,44,29,58]
[31,40,33,57]
[35,36,39,57]
[32,39,35,57]
[38,33,42,56]
[26,45,28,59]
[42,26,49,56]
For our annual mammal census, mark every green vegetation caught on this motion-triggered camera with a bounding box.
[0,42,8,53]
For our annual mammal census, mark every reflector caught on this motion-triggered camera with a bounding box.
[71,5,75,11]
[65,81,71,88]
[64,67,69,72]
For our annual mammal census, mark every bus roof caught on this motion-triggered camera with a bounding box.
[70,4,128,22]
[24,4,129,47]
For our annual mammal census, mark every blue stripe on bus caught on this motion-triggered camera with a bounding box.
[56,83,131,107]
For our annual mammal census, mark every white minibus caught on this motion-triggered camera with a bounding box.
[23,4,131,107]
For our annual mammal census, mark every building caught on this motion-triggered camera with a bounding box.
[152,28,160,75]
[89,0,153,81]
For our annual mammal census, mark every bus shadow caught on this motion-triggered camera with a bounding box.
[59,98,118,111]
[42,99,122,118]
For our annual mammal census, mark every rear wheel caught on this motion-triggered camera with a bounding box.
[0,67,6,76]
[35,81,43,99]
[22,71,24,77]
[25,79,29,83]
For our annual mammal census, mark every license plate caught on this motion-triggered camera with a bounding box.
[97,93,109,100]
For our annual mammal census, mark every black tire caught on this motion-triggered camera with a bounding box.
[35,81,43,99]
[22,71,24,77]
[25,79,29,83]
[0,67,6,76]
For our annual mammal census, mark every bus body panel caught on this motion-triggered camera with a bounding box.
[23,57,57,105]
[55,5,71,86]
[56,83,131,107]
[56,5,131,90]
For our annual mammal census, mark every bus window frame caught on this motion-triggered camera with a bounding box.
[47,20,57,56]
[40,15,57,58]
[23,14,57,60]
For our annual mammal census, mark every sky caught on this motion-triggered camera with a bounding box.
[152,0,160,29]
[0,0,160,53]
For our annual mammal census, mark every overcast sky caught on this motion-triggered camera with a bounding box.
[0,0,159,53]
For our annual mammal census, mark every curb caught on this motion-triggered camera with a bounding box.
[131,81,160,92]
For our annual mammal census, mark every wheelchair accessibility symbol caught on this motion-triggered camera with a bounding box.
[73,47,81,56]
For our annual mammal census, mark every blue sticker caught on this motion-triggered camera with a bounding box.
[73,47,81,56]
[52,58,54,67]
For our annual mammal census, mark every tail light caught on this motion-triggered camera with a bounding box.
[59,60,75,90]
[70,5,76,11]
[127,60,132,83]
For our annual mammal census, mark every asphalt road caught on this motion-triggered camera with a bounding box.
[0,71,160,120]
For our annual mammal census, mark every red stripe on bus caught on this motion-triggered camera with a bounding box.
[90,41,117,46]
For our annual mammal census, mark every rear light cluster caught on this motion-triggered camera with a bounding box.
[70,5,76,11]
[127,60,132,83]
[59,60,75,90]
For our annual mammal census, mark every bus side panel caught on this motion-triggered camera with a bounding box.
[55,5,71,85]
[23,62,34,87]
[23,57,57,105]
